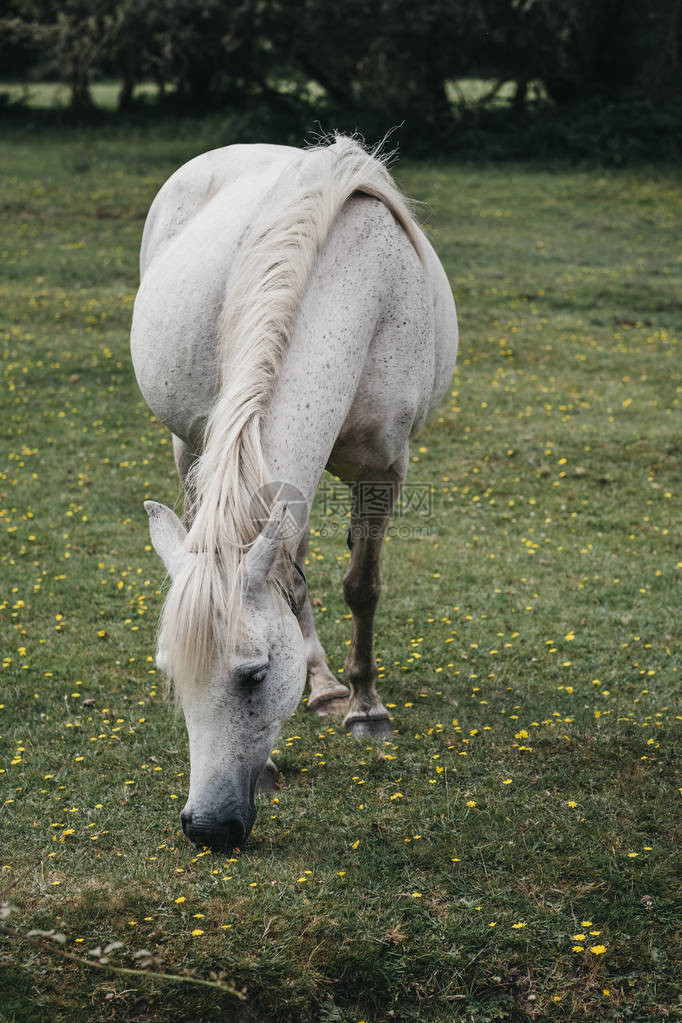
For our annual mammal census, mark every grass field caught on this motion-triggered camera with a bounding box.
[1,120,680,1022]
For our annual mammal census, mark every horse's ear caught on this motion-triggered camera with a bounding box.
[243,500,287,594]
[145,501,187,579]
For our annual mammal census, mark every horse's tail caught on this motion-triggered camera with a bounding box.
[160,136,420,691]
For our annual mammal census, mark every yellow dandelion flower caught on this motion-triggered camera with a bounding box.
[589,944,606,955]
[191,928,204,936]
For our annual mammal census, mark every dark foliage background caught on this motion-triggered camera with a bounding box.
[1,0,681,160]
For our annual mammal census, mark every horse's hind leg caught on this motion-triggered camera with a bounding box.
[295,532,350,716]
[342,461,404,740]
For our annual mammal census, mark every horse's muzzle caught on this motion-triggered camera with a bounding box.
[180,804,256,852]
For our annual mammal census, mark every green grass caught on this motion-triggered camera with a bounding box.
[1,121,680,1022]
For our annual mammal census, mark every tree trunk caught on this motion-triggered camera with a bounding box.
[513,78,528,113]
[70,73,94,110]
[118,53,136,110]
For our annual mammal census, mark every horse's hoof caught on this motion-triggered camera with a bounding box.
[345,716,394,740]
[307,683,350,717]
[255,758,279,794]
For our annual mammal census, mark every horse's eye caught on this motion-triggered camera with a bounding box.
[238,662,268,688]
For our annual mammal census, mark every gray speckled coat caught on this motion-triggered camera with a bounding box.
[132,143,458,852]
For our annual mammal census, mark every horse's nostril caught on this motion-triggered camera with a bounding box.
[184,814,246,852]
[226,818,246,847]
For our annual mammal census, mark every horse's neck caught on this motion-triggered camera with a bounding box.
[260,202,384,516]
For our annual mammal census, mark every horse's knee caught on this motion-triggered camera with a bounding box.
[343,571,380,613]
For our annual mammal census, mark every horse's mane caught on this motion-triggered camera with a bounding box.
[159,134,421,692]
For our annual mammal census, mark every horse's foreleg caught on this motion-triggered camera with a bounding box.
[295,532,350,716]
[342,464,404,740]
[173,434,203,526]
[173,434,197,484]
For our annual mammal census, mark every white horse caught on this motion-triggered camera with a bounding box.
[131,136,458,851]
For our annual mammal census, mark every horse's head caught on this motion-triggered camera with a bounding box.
[145,501,306,852]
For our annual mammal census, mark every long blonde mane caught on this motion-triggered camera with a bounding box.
[159,135,421,691]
